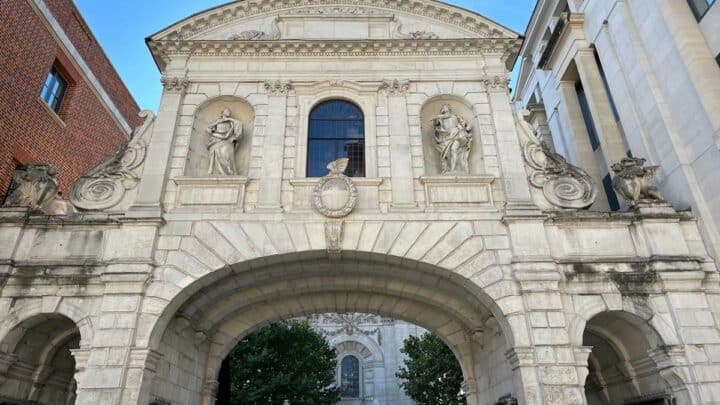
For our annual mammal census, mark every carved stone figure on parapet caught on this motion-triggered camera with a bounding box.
[3,164,59,213]
[432,104,473,175]
[206,108,243,175]
[611,157,664,207]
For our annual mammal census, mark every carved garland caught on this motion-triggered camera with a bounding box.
[379,79,410,95]
[70,111,155,211]
[313,175,358,218]
[312,158,358,218]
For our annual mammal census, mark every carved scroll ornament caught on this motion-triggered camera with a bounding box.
[516,110,597,210]
[70,111,154,211]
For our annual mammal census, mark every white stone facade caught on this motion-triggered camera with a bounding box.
[1,1,720,405]
[513,0,720,264]
[305,313,425,405]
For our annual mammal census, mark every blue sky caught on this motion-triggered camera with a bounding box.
[74,0,536,110]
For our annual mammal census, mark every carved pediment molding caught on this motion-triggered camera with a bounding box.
[149,37,522,67]
[150,0,519,42]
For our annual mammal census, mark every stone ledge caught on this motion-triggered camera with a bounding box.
[173,176,249,209]
[420,175,496,210]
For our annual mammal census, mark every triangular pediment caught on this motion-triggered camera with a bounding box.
[149,0,520,42]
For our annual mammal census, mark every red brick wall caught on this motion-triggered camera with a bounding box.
[0,0,141,200]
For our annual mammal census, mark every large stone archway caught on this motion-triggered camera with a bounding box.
[140,251,521,405]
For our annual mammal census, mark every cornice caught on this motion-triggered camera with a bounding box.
[149,38,523,67]
[150,0,520,42]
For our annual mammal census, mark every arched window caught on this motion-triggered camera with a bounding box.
[340,355,361,398]
[308,100,365,177]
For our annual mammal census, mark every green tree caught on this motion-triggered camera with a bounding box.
[226,320,341,404]
[396,333,466,405]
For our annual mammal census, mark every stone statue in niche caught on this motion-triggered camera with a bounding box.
[611,157,664,207]
[432,104,473,174]
[206,108,243,175]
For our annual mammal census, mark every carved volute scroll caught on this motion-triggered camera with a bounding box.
[516,110,597,210]
[70,111,154,211]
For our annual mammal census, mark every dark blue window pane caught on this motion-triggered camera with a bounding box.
[311,100,364,120]
[341,355,360,398]
[308,100,365,177]
[603,173,620,211]
[576,82,600,151]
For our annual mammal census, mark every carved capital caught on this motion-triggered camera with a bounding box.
[160,75,189,92]
[482,74,510,92]
[379,79,410,95]
[264,80,293,95]
[505,347,536,369]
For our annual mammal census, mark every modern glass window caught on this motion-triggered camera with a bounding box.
[307,100,365,178]
[40,66,68,113]
[340,355,360,398]
[688,0,715,20]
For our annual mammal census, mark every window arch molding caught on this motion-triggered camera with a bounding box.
[294,87,378,178]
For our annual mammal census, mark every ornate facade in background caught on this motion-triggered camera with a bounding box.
[1,1,720,405]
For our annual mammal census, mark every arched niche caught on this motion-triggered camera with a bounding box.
[0,314,81,405]
[186,96,255,177]
[420,95,483,176]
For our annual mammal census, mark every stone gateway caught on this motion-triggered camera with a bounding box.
[1,1,720,405]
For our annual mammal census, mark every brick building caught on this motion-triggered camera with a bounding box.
[0,0,141,200]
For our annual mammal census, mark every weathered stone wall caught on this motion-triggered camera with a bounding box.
[1,1,720,405]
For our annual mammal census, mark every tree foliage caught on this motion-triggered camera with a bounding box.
[226,321,342,404]
[396,333,466,405]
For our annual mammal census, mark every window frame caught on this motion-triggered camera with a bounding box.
[339,354,362,399]
[40,65,69,114]
[307,99,366,178]
[687,0,716,21]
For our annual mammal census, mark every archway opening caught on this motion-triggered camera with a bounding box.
[0,314,80,405]
[582,311,678,405]
[214,312,465,405]
[144,253,519,405]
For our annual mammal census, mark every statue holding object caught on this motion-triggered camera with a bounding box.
[206,108,243,175]
[432,104,473,175]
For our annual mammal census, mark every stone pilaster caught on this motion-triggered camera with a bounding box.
[555,80,609,210]
[573,47,627,164]
[381,80,417,210]
[129,63,189,218]
[484,74,536,212]
[256,80,291,211]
